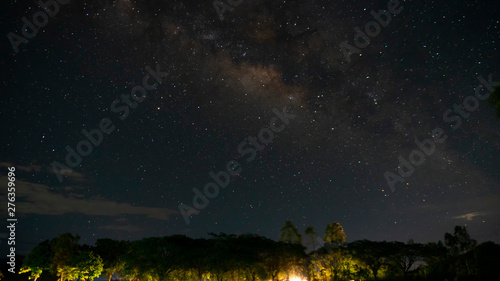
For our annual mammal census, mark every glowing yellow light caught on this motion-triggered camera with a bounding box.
[289,275,307,281]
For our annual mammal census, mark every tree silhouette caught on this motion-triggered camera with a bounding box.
[304,226,318,251]
[95,238,128,281]
[349,240,389,280]
[16,225,500,281]
[280,220,302,245]
[489,84,500,116]
[445,226,477,277]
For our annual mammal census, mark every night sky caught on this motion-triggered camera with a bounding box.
[1,0,499,255]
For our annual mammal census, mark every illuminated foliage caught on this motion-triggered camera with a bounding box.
[50,233,80,281]
[19,225,500,281]
[323,223,346,245]
[74,251,104,281]
[19,240,52,281]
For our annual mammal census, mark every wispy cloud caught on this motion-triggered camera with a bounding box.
[454,212,486,221]
[0,177,178,220]
[0,162,85,181]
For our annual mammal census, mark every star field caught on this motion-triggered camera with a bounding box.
[0,0,499,253]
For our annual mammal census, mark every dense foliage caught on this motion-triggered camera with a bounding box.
[13,223,500,281]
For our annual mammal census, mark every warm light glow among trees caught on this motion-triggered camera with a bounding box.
[16,224,500,281]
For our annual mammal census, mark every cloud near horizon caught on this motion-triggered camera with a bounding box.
[0,176,178,220]
[0,162,85,181]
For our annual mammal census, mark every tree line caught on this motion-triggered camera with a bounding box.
[12,222,500,281]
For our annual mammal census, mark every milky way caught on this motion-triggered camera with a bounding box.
[1,0,499,253]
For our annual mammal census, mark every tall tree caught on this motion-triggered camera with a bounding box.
[304,226,318,251]
[95,239,129,281]
[180,238,210,281]
[422,241,448,280]
[387,240,424,279]
[445,226,477,277]
[19,240,53,281]
[127,237,163,280]
[235,234,271,281]
[74,251,104,281]
[323,223,346,245]
[261,241,305,281]
[310,223,349,281]
[280,220,302,244]
[50,233,80,281]
[349,240,389,280]
[207,233,239,281]
[312,243,351,281]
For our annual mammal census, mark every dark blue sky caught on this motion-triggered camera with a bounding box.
[1,0,499,254]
